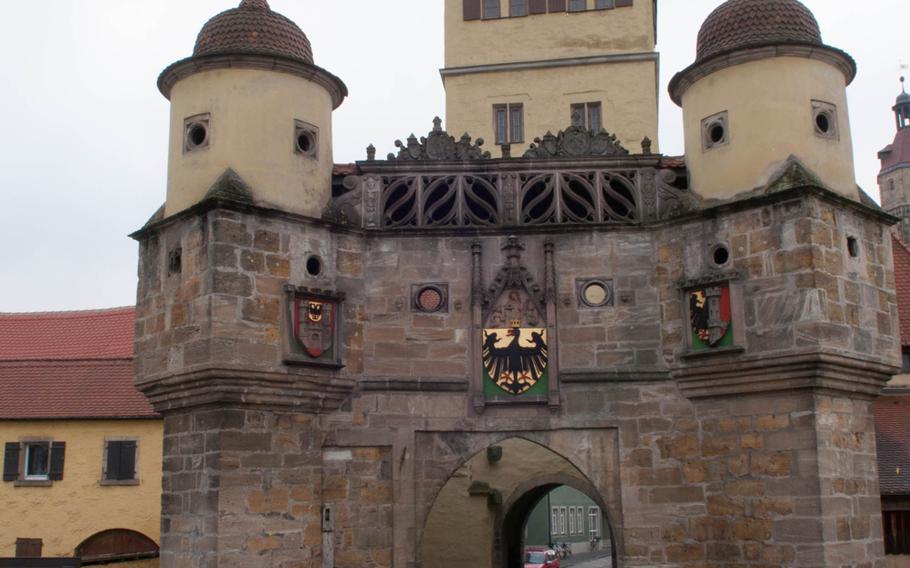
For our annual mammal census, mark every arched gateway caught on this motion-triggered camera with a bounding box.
[134,1,897,567]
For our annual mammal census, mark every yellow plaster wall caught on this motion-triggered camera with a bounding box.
[421,437,588,568]
[444,59,658,157]
[444,0,654,68]
[0,420,162,559]
[166,68,334,218]
[680,56,858,201]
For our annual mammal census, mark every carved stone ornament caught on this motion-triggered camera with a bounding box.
[383,117,491,162]
[523,124,629,159]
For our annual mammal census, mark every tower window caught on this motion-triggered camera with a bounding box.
[510,0,528,16]
[701,111,729,151]
[483,0,500,18]
[294,120,318,157]
[568,0,587,11]
[184,114,210,153]
[812,101,838,140]
[571,102,602,132]
[493,104,524,145]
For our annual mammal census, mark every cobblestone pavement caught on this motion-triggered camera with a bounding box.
[561,551,613,567]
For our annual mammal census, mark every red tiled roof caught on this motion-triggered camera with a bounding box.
[193,0,314,65]
[0,307,135,361]
[893,235,910,347]
[874,395,910,495]
[0,360,156,420]
[696,0,822,63]
[879,128,910,175]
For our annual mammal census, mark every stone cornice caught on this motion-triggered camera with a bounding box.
[136,366,356,414]
[158,53,348,109]
[673,351,898,400]
[439,51,658,79]
[669,43,857,106]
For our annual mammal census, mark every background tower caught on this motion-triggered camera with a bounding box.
[443,0,659,157]
[669,0,859,201]
[879,77,910,243]
[158,0,346,218]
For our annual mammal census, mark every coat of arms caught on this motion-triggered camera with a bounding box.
[294,298,335,358]
[482,326,548,395]
[689,285,732,349]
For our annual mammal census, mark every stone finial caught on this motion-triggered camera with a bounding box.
[385,118,491,161]
[366,144,376,161]
[239,0,270,10]
[641,136,653,155]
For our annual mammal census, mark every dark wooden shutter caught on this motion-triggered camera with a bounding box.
[3,443,19,481]
[464,0,482,20]
[529,0,547,14]
[548,0,566,12]
[15,538,43,558]
[48,442,65,481]
[108,441,137,481]
[615,0,633,6]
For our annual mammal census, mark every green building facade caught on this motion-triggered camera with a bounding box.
[524,486,606,553]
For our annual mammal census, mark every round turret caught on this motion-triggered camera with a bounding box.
[159,0,347,218]
[669,0,858,201]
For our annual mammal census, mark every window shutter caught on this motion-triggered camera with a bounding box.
[119,441,137,481]
[615,0,633,6]
[529,0,547,14]
[464,0,482,20]
[105,441,121,480]
[548,0,566,11]
[49,442,65,481]
[3,443,19,481]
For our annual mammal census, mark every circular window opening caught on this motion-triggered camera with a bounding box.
[582,282,608,307]
[188,123,207,147]
[847,236,860,258]
[816,112,831,134]
[297,132,314,154]
[416,287,444,313]
[709,123,725,144]
[712,245,730,266]
[306,255,322,277]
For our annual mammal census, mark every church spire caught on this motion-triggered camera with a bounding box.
[895,76,910,131]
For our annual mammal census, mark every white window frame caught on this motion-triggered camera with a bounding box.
[551,507,559,535]
[568,506,576,534]
[559,507,567,535]
[23,441,51,481]
[588,506,600,536]
[493,103,524,145]
[577,508,584,535]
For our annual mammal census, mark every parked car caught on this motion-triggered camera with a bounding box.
[524,548,560,568]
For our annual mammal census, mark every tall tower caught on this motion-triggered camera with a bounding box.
[158,0,346,218]
[879,77,910,243]
[443,0,658,157]
[669,0,859,201]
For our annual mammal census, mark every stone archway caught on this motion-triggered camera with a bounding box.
[498,474,616,568]
[419,436,619,568]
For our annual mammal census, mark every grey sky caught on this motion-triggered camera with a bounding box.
[0,0,906,312]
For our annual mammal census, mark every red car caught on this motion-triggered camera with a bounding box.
[524,548,560,568]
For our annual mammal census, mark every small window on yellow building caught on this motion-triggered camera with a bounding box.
[571,102,602,132]
[103,440,138,484]
[493,104,524,145]
[483,0,500,18]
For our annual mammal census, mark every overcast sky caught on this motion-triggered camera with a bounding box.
[0,0,906,312]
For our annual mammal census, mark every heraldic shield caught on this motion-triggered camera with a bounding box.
[294,298,335,359]
[689,284,732,350]
[482,289,549,397]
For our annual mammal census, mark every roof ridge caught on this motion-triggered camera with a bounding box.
[0,306,134,318]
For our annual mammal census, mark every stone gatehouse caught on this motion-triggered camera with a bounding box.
[132,0,901,566]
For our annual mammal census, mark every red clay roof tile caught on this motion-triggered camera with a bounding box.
[0,307,135,361]
[874,395,910,495]
[893,235,910,347]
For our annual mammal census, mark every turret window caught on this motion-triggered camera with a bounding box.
[812,101,838,140]
[701,111,729,151]
[294,120,319,158]
[184,114,210,153]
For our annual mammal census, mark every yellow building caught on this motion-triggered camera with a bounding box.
[0,308,162,567]
[443,0,658,156]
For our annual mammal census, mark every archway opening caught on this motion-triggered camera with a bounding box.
[75,529,159,565]
[503,484,614,568]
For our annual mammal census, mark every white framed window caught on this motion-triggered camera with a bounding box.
[588,506,600,536]
[559,507,567,535]
[494,103,524,145]
[568,506,576,534]
[551,507,559,535]
[577,508,584,535]
[24,442,50,480]
[571,102,602,132]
